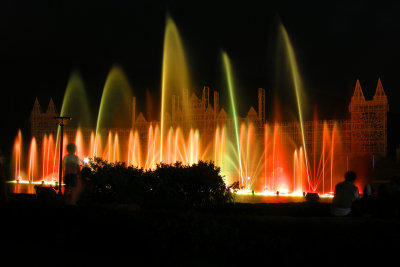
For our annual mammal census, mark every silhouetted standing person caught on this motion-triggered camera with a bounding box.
[63,143,82,205]
[331,171,359,216]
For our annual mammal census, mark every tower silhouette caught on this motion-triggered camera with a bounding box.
[30,98,59,145]
[349,78,389,155]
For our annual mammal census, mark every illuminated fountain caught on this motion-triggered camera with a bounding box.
[10,17,361,198]
[160,15,191,163]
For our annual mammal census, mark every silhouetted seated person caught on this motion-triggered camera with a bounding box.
[331,171,359,216]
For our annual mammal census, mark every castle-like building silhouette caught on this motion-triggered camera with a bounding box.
[30,78,389,158]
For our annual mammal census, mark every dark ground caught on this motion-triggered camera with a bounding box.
[1,193,400,266]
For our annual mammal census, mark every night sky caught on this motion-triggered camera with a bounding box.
[1,0,400,155]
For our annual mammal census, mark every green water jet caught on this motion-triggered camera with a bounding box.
[96,65,134,139]
[222,52,243,186]
[60,69,91,127]
[55,69,91,173]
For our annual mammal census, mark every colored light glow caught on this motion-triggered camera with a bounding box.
[235,189,333,198]
[7,180,60,186]
[11,19,352,197]
[11,115,345,194]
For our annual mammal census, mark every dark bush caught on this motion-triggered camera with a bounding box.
[82,158,232,208]
[153,161,232,208]
[305,192,320,202]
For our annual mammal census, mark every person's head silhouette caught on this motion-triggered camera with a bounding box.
[66,143,76,155]
[345,171,357,183]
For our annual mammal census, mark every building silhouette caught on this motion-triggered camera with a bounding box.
[30,97,59,142]
[30,78,389,160]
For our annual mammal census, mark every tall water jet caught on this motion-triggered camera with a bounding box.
[160,15,191,162]
[127,130,141,167]
[279,24,311,188]
[28,138,37,182]
[96,65,134,147]
[106,131,112,162]
[60,69,91,127]
[45,134,55,181]
[40,133,56,182]
[13,130,23,180]
[41,135,48,180]
[145,124,161,169]
[330,123,345,193]
[222,52,243,187]
[90,132,95,158]
[113,133,120,163]
[214,126,225,171]
[94,133,102,159]
[264,124,269,191]
[75,129,85,160]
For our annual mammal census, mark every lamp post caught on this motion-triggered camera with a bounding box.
[55,116,71,196]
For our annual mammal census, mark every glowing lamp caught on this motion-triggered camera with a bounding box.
[83,157,89,164]
[55,116,71,126]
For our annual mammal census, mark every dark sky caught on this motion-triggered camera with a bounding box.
[1,0,400,154]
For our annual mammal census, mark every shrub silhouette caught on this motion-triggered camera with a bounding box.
[153,161,232,207]
[83,158,232,208]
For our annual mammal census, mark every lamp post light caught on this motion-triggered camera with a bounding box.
[55,116,71,196]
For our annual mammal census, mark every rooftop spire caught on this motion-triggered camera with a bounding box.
[351,79,365,102]
[30,97,42,121]
[373,77,387,99]
[46,98,58,115]
[32,97,42,113]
